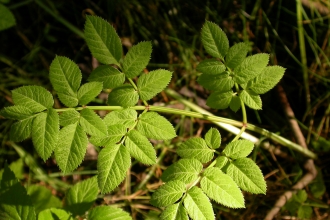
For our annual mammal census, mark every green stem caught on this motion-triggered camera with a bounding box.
[128,78,148,106]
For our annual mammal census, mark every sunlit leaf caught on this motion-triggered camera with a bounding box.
[176,137,214,163]
[150,180,186,207]
[88,65,125,89]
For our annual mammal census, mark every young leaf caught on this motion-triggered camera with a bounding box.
[205,128,221,149]
[0,3,16,31]
[107,84,139,107]
[125,130,156,165]
[12,86,54,113]
[160,203,189,220]
[150,180,186,208]
[239,90,262,110]
[84,15,122,66]
[222,139,254,159]
[88,65,125,89]
[0,105,34,120]
[206,90,233,109]
[79,108,107,137]
[65,176,98,216]
[229,95,241,112]
[97,144,131,193]
[32,109,59,161]
[103,109,137,128]
[201,21,229,60]
[38,208,73,220]
[89,124,126,147]
[183,186,214,220]
[196,58,226,74]
[247,66,285,94]
[161,159,203,184]
[54,123,88,173]
[137,69,172,101]
[227,158,267,194]
[201,167,245,208]
[136,112,176,140]
[197,72,235,92]
[10,115,37,142]
[176,137,214,163]
[49,56,81,107]
[225,42,249,69]
[123,41,152,78]
[215,156,229,169]
[233,53,269,84]
[59,110,80,127]
[297,206,313,219]
[77,82,103,105]
[88,206,132,220]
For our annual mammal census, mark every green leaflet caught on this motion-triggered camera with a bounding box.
[247,66,286,94]
[54,123,88,173]
[49,56,81,107]
[123,41,152,78]
[183,186,214,220]
[205,128,221,149]
[201,21,229,60]
[64,176,98,216]
[150,180,186,208]
[160,203,189,220]
[88,65,125,89]
[88,206,132,220]
[32,109,59,161]
[161,159,203,184]
[229,95,241,112]
[38,208,73,220]
[223,139,254,159]
[107,84,139,107]
[136,112,176,140]
[197,71,235,92]
[89,124,126,147]
[233,53,269,84]
[59,110,80,126]
[206,90,233,109]
[239,90,262,110]
[103,109,137,128]
[84,15,122,66]
[196,58,226,74]
[125,130,156,165]
[201,167,245,208]
[137,69,172,101]
[0,158,24,180]
[77,82,103,105]
[12,85,54,113]
[79,108,107,137]
[225,42,248,70]
[0,3,16,31]
[215,156,229,169]
[0,105,34,120]
[97,144,131,193]
[176,137,214,163]
[10,115,37,142]
[227,158,267,194]
[0,163,36,220]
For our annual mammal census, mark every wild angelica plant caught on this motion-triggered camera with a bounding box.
[0,17,287,219]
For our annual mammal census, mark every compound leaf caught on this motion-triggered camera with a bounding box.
[161,159,203,184]
[227,158,266,194]
[177,137,214,163]
[12,86,54,113]
[32,109,59,161]
[59,110,80,127]
[123,41,152,78]
[84,15,122,65]
[205,128,221,149]
[54,123,88,173]
[196,58,226,74]
[0,3,16,31]
[183,186,214,220]
[125,130,156,165]
[10,115,37,142]
[234,53,269,84]
[160,203,188,220]
[225,42,249,69]
[201,167,245,208]
[103,109,137,128]
[65,176,98,216]
[239,90,262,110]
[198,71,235,92]
[79,108,107,137]
[137,69,172,101]
[89,124,126,147]
[107,84,139,107]
[206,90,233,109]
[136,112,176,140]
[97,144,131,193]
[0,105,34,120]
[201,21,229,60]
[77,82,103,105]
[88,206,132,220]
[223,139,254,159]
[88,65,125,89]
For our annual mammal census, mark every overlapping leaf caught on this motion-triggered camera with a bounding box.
[107,84,139,107]
[59,110,80,126]
[103,109,137,128]
[239,90,262,110]
[79,108,107,137]
[88,206,132,220]
[38,208,73,220]
[198,71,234,92]
[0,105,34,120]
[10,115,37,142]
[160,203,189,220]
[77,82,103,105]
[150,180,186,207]
[88,65,125,89]
[176,137,214,163]
[205,128,221,149]
[222,139,254,159]
[206,90,233,109]
[229,95,241,112]
[27,185,62,213]
[89,124,126,147]
[196,58,226,74]
[215,156,229,169]
[225,42,248,69]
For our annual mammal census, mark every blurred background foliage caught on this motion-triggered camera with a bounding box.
[0,0,330,219]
